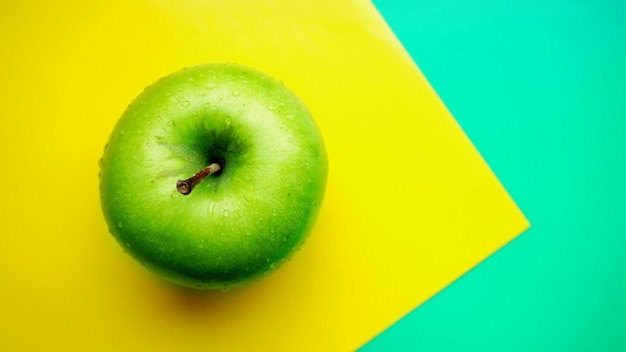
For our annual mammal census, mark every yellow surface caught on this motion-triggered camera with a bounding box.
[0,0,528,351]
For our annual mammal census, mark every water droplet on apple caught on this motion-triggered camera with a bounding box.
[282,236,288,242]
[181,100,190,107]
[272,209,278,217]
[266,104,274,111]
[221,286,231,292]
[203,103,211,109]
[117,221,123,228]
[265,258,271,262]
[207,82,217,89]
[269,263,276,269]
[231,90,240,97]
[125,242,131,248]
[286,114,294,120]
[223,210,230,217]
[224,117,232,125]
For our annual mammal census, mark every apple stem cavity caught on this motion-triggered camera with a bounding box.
[176,162,222,195]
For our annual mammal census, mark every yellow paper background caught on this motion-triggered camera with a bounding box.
[0,0,528,350]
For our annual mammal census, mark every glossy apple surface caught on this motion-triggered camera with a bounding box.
[99,63,328,290]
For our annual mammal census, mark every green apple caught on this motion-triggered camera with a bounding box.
[99,63,328,291]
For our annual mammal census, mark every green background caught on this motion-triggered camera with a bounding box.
[363,0,626,350]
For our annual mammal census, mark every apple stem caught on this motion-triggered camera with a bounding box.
[176,162,222,195]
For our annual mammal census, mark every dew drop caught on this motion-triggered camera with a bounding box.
[181,100,190,107]
[224,117,232,125]
[203,103,211,109]
[221,286,231,292]
[207,82,217,89]
[117,221,123,228]
[269,263,276,269]
[125,242,132,248]
[223,210,230,217]
[266,104,275,111]
[286,114,294,120]
[265,258,271,263]
[231,90,240,97]
[272,209,278,217]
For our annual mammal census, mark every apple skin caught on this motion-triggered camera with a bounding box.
[99,63,328,290]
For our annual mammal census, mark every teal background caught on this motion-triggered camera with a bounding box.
[363,0,626,351]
